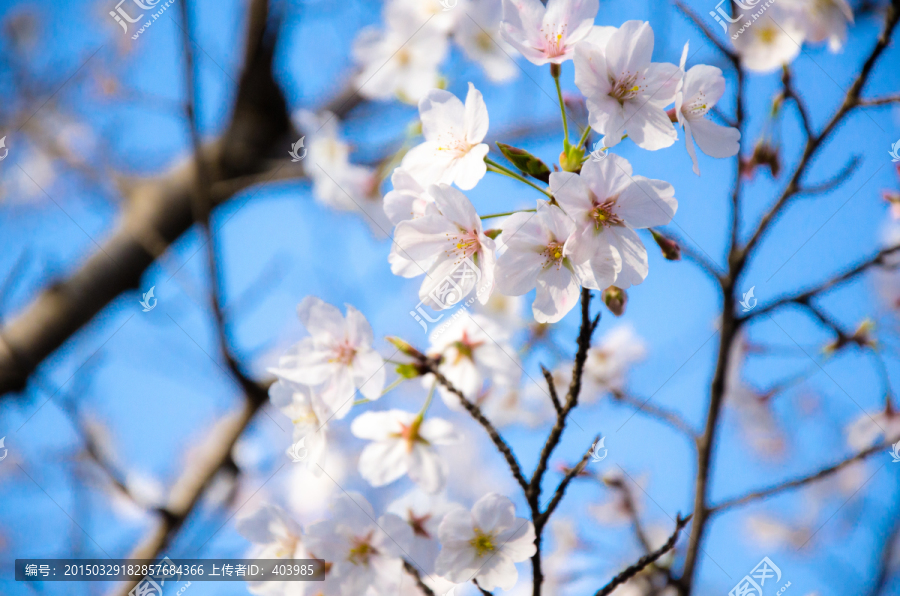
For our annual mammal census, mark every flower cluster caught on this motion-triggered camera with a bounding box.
[239,492,534,595]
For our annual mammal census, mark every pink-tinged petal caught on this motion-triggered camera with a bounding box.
[418,89,466,141]
[390,212,454,273]
[609,226,649,288]
[408,445,447,493]
[401,142,457,188]
[353,347,386,399]
[420,418,459,444]
[472,493,517,533]
[351,410,405,440]
[431,184,481,230]
[549,171,593,218]
[572,228,619,289]
[496,519,537,560]
[606,21,653,79]
[496,246,545,295]
[615,176,676,229]
[690,117,741,159]
[622,100,677,150]
[452,144,489,190]
[499,210,545,247]
[639,61,681,107]
[573,40,611,98]
[344,304,373,347]
[533,264,581,323]
[554,0,600,44]
[384,167,430,225]
[684,64,726,107]
[474,552,519,591]
[580,153,633,200]
[297,296,344,338]
[464,83,489,144]
[358,439,409,487]
[500,0,553,65]
[683,118,701,176]
[587,96,626,141]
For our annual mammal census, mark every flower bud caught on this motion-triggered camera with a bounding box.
[602,286,627,317]
[559,145,584,173]
[386,336,421,358]
[650,229,681,261]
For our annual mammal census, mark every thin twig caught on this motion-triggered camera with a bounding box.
[541,364,563,415]
[594,514,692,596]
[709,440,891,514]
[403,560,436,596]
[796,155,862,196]
[539,437,597,523]
[673,0,738,65]
[610,390,699,439]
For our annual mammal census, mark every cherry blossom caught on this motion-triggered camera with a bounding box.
[675,43,741,176]
[386,0,462,34]
[550,154,677,289]
[400,83,490,190]
[236,505,314,595]
[389,184,496,308]
[500,0,599,66]
[353,18,447,104]
[495,200,594,323]
[434,493,536,590]
[269,297,385,420]
[790,0,853,51]
[387,490,461,594]
[573,20,680,150]
[582,324,646,400]
[351,409,459,492]
[269,379,329,470]
[731,9,804,73]
[383,168,437,226]
[454,0,518,82]
[305,492,413,596]
[424,312,520,407]
[294,110,365,211]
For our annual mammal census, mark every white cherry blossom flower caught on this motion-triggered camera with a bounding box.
[550,154,677,289]
[500,0,599,66]
[269,379,328,471]
[386,0,463,33]
[582,324,646,400]
[731,9,804,73]
[676,43,741,176]
[353,18,447,104]
[400,83,490,190]
[237,505,313,595]
[573,20,680,150]
[389,184,496,308]
[294,110,363,211]
[388,489,462,594]
[351,409,459,492]
[383,168,437,225]
[434,493,536,591]
[455,0,518,82]
[269,297,385,420]
[789,0,853,51]
[425,312,520,407]
[495,201,594,323]
[305,492,413,596]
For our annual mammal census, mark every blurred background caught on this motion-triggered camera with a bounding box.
[1,0,900,594]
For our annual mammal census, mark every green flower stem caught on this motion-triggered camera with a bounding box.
[485,158,553,199]
[480,209,537,220]
[417,380,437,419]
[553,65,570,149]
[379,375,406,397]
[577,125,593,150]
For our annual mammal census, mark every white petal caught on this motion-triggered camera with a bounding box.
[464,83,489,144]
[615,176,677,229]
[690,117,742,159]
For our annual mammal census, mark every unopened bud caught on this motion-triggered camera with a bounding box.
[650,229,681,261]
[666,107,678,123]
[386,336,421,358]
[484,228,502,240]
[602,286,627,317]
[395,363,422,379]
[559,145,584,173]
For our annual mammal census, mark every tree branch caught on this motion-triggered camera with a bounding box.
[539,436,596,524]
[594,514,692,596]
[610,390,699,439]
[709,440,891,515]
[403,560,436,596]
